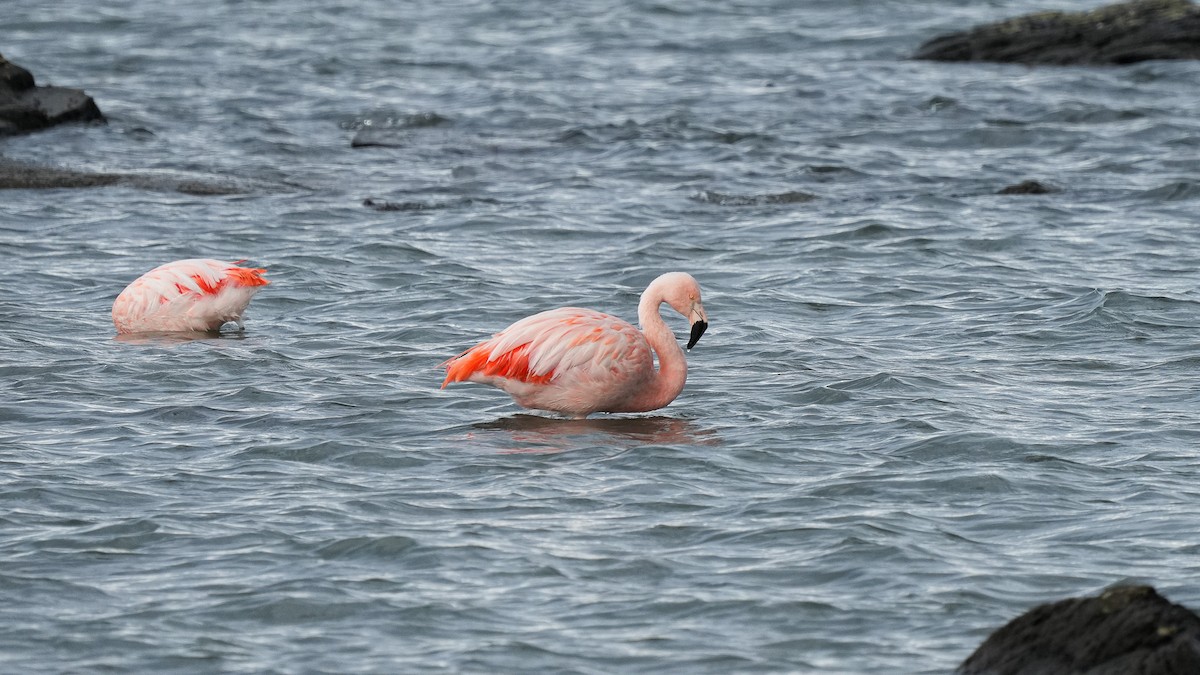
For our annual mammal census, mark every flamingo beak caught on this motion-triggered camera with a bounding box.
[687,319,708,350]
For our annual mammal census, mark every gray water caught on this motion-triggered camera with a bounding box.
[2,0,1199,672]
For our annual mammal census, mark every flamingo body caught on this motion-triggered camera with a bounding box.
[442,272,708,418]
[112,259,269,334]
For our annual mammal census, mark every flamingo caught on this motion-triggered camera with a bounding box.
[112,259,269,334]
[441,272,708,418]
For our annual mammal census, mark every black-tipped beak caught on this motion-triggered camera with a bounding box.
[686,320,708,350]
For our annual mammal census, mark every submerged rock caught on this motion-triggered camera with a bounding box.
[959,585,1200,675]
[0,160,120,189]
[350,129,407,148]
[0,159,265,195]
[348,112,451,148]
[691,189,816,206]
[915,0,1200,66]
[363,197,454,211]
[362,196,492,211]
[0,53,103,135]
[997,180,1057,195]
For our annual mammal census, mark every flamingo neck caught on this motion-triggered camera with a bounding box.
[622,287,687,412]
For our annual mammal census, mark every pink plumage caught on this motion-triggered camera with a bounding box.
[112,259,269,334]
[442,272,708,418]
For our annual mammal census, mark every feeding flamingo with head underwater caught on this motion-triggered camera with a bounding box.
[112,259,269,335]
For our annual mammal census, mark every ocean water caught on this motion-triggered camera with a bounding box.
[2,0,1199,672]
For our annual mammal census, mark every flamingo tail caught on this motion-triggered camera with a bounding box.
[226,266,270,288]
[441,343,552,388]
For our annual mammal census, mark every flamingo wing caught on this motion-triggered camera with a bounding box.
[441,307,650,389]
[112,259,269,334]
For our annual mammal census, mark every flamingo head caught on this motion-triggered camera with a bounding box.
[657,272,708,350]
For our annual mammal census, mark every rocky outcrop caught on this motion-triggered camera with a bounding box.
[959,585,1200,674]
[915,0,1200,66]
[0,55,284,194]
[0,53,103,135]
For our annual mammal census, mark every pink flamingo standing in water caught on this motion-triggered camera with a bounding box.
[112,259,269,334]
[441,272,708,418]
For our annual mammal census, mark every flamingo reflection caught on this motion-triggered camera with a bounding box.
[469,414,720,454]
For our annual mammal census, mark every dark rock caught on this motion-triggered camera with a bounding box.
[958,585,1200,675]
[0,53,104,135]
[915,0,1200,66]
[997,180,1057,195]
[0,57,35,90]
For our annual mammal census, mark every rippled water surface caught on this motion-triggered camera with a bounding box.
[3,1,1200,672]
